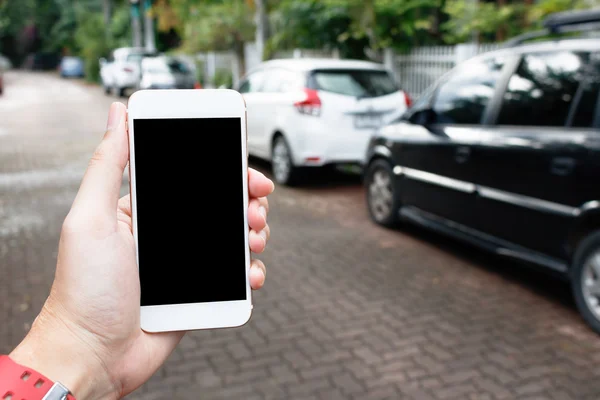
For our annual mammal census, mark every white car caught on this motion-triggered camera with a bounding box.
[236,58,411,185]
[100,47,155,97]
[139,56,197,90]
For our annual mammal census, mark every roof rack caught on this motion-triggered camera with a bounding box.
[503,8,600,47]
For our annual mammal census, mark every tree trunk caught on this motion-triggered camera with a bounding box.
[496,0,507,42]
[234,39,246,79]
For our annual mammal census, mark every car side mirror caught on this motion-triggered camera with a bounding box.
[408,107,435,126]
[99,57,107,66]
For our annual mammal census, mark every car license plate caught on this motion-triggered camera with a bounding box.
[354,113,383,129]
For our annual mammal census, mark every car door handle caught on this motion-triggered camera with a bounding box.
[551,157,576,176]
[455,146,471,164]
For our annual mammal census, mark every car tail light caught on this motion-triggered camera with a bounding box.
[403,91,413,108]
[123,67,134,73]
[294,88,321,116]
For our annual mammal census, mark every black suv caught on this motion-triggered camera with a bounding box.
[364,10,600,334]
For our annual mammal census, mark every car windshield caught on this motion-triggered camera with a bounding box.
[312,69,398,98]
[145,59,189,74]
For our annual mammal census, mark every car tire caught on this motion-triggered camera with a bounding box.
[117,87,127,98]
[271,136,299,186]
[104,85,111,95]
[365,159,400,227]
[571,229,600,335]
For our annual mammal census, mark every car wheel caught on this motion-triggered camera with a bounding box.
[117,87,127,98]
[272,136,299,186]
[365,159,400,227]
[104,85,111,95]
[572,230,600,335]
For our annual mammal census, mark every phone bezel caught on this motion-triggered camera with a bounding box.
[127,89,252,332]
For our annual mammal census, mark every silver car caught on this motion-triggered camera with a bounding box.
[139,56,196,90]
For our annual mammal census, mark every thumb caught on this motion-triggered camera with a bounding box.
[70,102,129,220]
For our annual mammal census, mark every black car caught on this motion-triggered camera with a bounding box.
[364,10,600,334]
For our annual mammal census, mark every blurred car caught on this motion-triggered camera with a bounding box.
[0,54,11,71]
[363,9,600,334]
[23,52,61,70]
[0,54,8,95]
[59,56,84,78]
[139,56,196,90]
[235,58,412,185]
[100,47,156,97]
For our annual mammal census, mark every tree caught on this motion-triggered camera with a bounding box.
[442,0,591,44]
[268,0,441,60]
[160,0,255,76]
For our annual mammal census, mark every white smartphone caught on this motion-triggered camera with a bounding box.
[127,89,252,332]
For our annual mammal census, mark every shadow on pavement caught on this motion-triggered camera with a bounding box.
[391,221,575,311]
[248,156,363,189]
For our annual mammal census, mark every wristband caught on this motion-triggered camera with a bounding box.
[0,356,76,400]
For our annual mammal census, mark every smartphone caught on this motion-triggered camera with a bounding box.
[127,89,251,332]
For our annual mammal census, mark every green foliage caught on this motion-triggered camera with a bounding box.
[268,0,442,60]
[268,0,369,59]
[170,0,255,54]
[442,0,592,44]
[75,13,109,82]
[213,67,233,88]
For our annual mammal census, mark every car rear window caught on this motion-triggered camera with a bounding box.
[310,69,398,98]
[167,60,189,73]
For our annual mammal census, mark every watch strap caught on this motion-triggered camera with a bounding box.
[0,355,76,400]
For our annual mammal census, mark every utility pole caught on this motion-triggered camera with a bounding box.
[102,0,112,43]
[254,0,268,61]
[130,0,142,48]
[143,0,156,53]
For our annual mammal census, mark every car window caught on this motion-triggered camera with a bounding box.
[261,69,303,93]
[496,51,591,127]
[238,70,266,93]
[432,56,505,125]
[167,59,189,74]
[568,52,600,128]
[126,53,144,62]
[311,69,398,98]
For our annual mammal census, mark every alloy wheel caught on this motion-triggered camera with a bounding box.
[582,250,600,321]
[273,139,291,184]
[368,167,393,222]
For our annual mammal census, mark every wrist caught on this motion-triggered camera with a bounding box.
[9,309,119,400]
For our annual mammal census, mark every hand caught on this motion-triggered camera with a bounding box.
[9,102,274,400]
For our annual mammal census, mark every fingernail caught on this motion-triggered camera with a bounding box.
[269,180,275,193]
[258,206,267,220]
[106,103,121,132]
[259,229,268,243]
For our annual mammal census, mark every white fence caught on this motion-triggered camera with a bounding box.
[195,42,501,93]
[388,43,500,98]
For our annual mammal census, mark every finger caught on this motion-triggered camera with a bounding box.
[71,102,129,219]
[117,195,133,232]
[249,259,266,290]
[258,196,269,213]
[117,194,132,217]
[249,226,268,254]
[248,198,267,232]
[249,168,274,199]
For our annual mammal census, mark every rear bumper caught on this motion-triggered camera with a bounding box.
[287,119,375,167]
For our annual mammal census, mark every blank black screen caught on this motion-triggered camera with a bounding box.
[133,118,247,306]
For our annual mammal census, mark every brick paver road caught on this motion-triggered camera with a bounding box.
[2,71,600,400]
